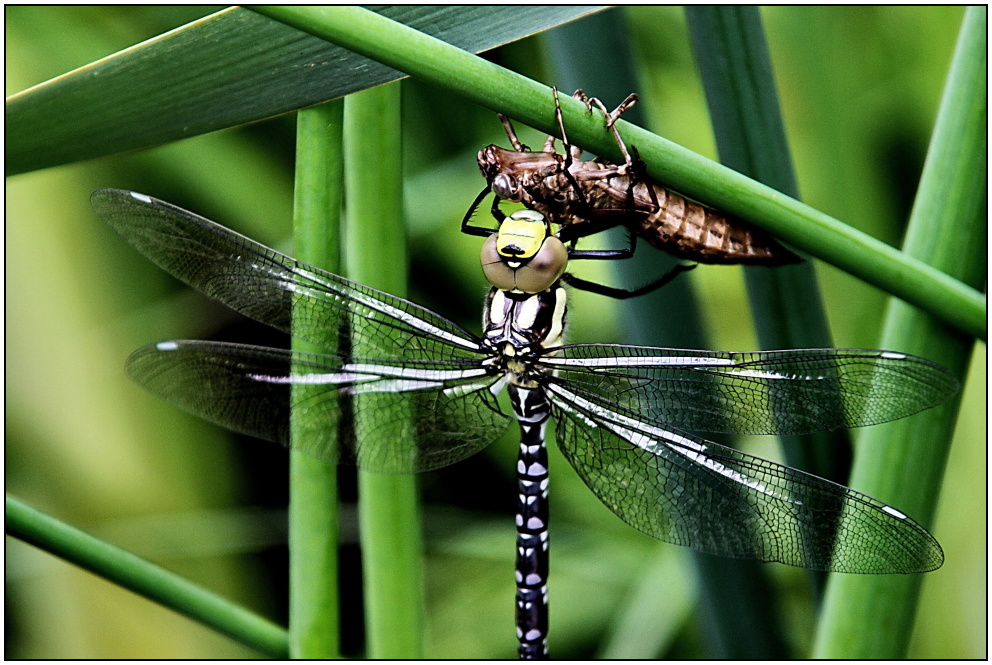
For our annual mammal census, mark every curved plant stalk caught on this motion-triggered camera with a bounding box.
[344,83,425,658]
[253,5,985,341]
[5,495,289,658]
[6,7,982,335]
[5,6,601,175]
[813,7,986,657]
[290,99,344,658]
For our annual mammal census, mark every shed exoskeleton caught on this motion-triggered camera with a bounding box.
[468,88,801,267]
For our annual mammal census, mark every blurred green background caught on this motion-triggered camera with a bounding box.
[5,6,984,659]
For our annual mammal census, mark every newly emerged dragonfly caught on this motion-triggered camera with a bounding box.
[94,188,954,659]
[467,88,801,266]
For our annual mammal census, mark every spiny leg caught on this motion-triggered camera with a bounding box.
[562,261,697,299]
[585,93,638,172]
[499,113,528,152]
[540,87,566,155]
[549,87,592,220]
[564,89,589,162]
[554,88,585,167]
[584,94,654,219]
[461,186,502,238]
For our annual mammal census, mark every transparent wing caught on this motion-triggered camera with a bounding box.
[545,380,943,573]
[91,188,484,363]
[127,340,509,473]
[540,345,957,435]
[94,188,508,473]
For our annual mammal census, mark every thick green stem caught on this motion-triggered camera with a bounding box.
[813,7,986,657]
[289,100,344,658]
[344,83,425,658]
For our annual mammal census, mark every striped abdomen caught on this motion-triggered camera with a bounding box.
[510,384,552,660]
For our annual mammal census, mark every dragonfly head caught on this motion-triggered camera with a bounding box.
[481,210,567,294]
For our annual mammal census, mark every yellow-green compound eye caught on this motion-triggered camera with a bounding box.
[512,236,567,293]
[495,209,550,261]
[481,232,568,294]
[482,209,567,293]
[481,234,518,291]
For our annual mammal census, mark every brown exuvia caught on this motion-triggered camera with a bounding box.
[476,89,801,266]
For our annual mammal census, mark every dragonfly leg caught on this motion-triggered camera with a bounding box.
[498,113,529,152]
[550,87,593,217]
[562,261,696,299]
[461,186,500,238]
[490,196,507,223]
[585,94,638,172]
[557,214,635,260]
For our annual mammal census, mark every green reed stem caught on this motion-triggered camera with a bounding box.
[344,83,425,658]
[290,99,344,658]
[5,495,288,657]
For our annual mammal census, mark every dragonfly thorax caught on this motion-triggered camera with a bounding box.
[483,286,566,387]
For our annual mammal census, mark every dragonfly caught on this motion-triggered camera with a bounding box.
[93,188,955,659]
[465,88,801,267]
